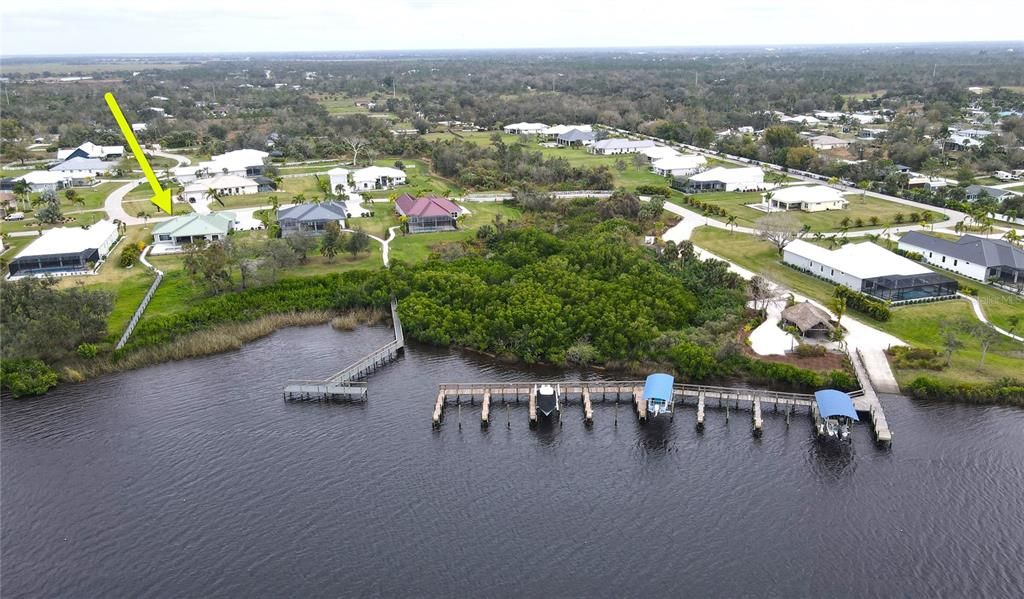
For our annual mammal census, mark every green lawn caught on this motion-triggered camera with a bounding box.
[278,163,337,175]
[120,154,179,170]
[0,209,108,234]
[690,226,1023,386]
[389,202,523,263]
[686,188,946,232]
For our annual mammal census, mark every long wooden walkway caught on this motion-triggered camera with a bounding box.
[431,381,892,445]
[283,298,404,400]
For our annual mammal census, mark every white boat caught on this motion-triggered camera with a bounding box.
[536,384,559,417]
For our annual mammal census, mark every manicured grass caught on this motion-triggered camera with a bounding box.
[690,226,1023,385]
[123,198,193,217]
[687,188,946,232]
[277,164,336,175]
[349,207,398,238]
[389,202,523,263]
[0,209,108,234]
[1007,185,1024,193]
[120,154,179,170]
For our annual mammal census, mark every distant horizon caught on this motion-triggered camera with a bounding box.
[3,40,1023,62]
[3,0,1023,57]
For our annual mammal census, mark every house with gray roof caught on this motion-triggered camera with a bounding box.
[556,129,597,147]
[964,185,1018,202]
[151,213,235,253]
[277,202,347,237]
[49,157,113,185]
[898,232,1024,285]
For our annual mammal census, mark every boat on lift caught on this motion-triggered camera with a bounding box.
[536,384,560,417]
[814,389,859,442]
[643,373,676,418]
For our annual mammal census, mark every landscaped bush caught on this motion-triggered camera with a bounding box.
[635,185,671,198]
[0,359,59,397]
[833,286,891,321]
[960,285,978,296]
[794,343,827,358]
[119,243,141,268]
[889,346,944,370]
[75,343,99,360]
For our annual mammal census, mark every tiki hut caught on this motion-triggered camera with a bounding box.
[781,302,835,338]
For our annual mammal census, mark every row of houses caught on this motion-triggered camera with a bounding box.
[9,141,126,192]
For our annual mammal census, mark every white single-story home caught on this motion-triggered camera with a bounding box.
[898,232,1024,285]
[542,124,592,138]
[181,175,259,204]
[766,185,848,212]
[808,135,851,150]
[783,239,958,302]
[15,171,72,192]
[131,123,148,133]
[639,145,682,162]
[944,134,983,151]
[503,122,548,135]
[351,166,406,191]
[151,213,234,251]
[589,139,656,155]
[555,129,597,147]
[683,166,765,192]
[56,142,124,161]
[327,168,350,194]
[651,154,707,177]
[171,149,269,183]
[7,220,119,278]
[49,157,113,185]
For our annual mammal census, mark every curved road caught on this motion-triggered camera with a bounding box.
[102,150,190,225]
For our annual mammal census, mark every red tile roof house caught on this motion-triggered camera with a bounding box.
[394,194,461,233]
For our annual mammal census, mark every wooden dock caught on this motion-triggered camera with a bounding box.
[849,350,893,445]
[283,298,404,401]
[430,380,892,445]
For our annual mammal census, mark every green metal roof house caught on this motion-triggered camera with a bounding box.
[152,213,235,252]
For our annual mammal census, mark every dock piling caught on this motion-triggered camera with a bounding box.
[481,391,491,429]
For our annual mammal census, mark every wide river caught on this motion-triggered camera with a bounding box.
[2,324,1023,597]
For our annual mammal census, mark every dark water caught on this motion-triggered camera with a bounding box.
[3,325,1024,598]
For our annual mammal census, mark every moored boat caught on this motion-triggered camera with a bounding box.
[536,384,559,417]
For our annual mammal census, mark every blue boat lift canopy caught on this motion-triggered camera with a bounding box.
[643,373,675,403]
[814,389,860,421]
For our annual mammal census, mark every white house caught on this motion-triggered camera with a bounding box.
[651,154,707,177]
[780,115,821,126]
[7,220,119,278]
[351,166,406,190]
[541,124,592,138]
[808,135,851,150]
[589,139,656,155]
[49,157,112,185]
[15,171,72,192]
[131,123,148,133]
[151,213,234,252]
[171,149,269,183]
[639,145,682,162]
[327,167,351,193]
[783,239,957,301]
[503,122,548,135]
[56,142,124,161]
[898,232,1024,285]
[181,174,259,204]
[683,166,765,192]
[766,185,848,212]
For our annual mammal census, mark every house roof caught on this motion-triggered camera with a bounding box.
[504,122,548,131]
[394,194,459,217]
[56,142,124,160]
[543,124,592,135]
[640,146,681,160]
[152,213,233,238]
[557,129,597,142]
[814,390,859,421]
[899,232,1024,270]
[769,185,847,205]
[809,135,850,146]
[965,184,1013,198]
[781,302,834,333]
[785,239,932,280]
[591,139,655,151]
[652,154,706,171]
[16,171,71,185]
[353,166,405,183]
[688,166,764,184]
[183,174,258,194]
[277,201,347,222]
[15,220,117,259]
[49,157,112,172]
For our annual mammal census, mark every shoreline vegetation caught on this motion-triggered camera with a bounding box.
[3,194,863,399]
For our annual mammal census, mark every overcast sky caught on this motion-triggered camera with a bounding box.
[2,0,1023,56]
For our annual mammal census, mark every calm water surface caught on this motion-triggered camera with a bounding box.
[3,324,1024,597]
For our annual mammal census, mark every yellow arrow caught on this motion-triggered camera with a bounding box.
[104,92,172,214]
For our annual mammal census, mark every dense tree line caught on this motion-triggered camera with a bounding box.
[431,138,613,190]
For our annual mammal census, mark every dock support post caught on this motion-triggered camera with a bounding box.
[481,391,491,429]
[725,405,729,423]
[752,396,763,436]
[458,403,462,431]
[506,403,510,429]
[582,388,593,425]
[696,391,705,431]
[432,389,445,428]
[528,386,538,428]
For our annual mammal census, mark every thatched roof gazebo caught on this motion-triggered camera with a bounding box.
[781,302,835,337]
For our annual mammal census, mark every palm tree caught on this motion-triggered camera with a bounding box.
[893,212,905,225]
[726,214,738,233]
[64,188,83,208]
[206,187,225,208]
[869,215,880,227]
[1003,228,1021,247]
[920,212,933,230]
[12,180,31,211]
[829,296,847,329]
[839,216,852,229]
